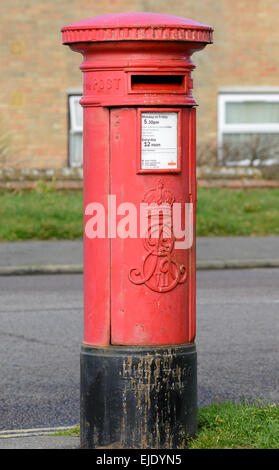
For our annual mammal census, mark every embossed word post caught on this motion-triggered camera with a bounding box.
[61,12,213,449]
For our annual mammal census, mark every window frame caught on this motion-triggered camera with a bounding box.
[69,95,83,132]
[68,92,83,168]
[218,91,279,164]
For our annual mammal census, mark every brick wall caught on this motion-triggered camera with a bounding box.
[1,0,278,168]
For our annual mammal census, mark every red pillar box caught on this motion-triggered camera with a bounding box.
[61,12,213,449]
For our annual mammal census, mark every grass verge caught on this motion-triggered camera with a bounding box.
[187,400,279,449]
[52,401,279,449]
[50,425,80,437]
[197,187,279,236]
[0,190,83,241]
[0,187,279,240]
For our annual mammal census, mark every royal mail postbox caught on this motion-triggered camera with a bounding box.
[62,12,213,449]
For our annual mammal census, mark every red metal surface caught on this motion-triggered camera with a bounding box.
[110,107,195,345]
[62,12,212,346]
[67,41,208,108]
[61,12,213,44]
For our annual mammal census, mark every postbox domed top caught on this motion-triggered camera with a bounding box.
[61,12,213,45]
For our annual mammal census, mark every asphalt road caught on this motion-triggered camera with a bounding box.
[0,269,278,430]
[0,274,82,430]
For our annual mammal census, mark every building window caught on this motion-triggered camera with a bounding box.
[218,90,279,166]
[69,94,83,167]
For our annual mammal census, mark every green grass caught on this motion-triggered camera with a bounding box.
[50,426,80,437]
[51,401,279,449]
[197,187,279,236]
[0,190,83,241]
[0,187,278,240]
[187,401,279,449]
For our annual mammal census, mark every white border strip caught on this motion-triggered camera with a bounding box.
[0,425,79,439]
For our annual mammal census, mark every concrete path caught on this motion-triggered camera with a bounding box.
[0,237,278,274]
[0,435,79,449]
[196,236,279,269]
[0,240,82,267]
[0,240,83,275]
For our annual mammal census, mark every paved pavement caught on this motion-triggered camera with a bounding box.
[0,240,83,268]
[0,236,278,274]
[2,435,79,449]
[0,433,79,449]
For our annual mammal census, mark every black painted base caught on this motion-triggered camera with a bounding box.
[80,343,197,449]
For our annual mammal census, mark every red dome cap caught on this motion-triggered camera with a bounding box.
[61,12,213,44]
